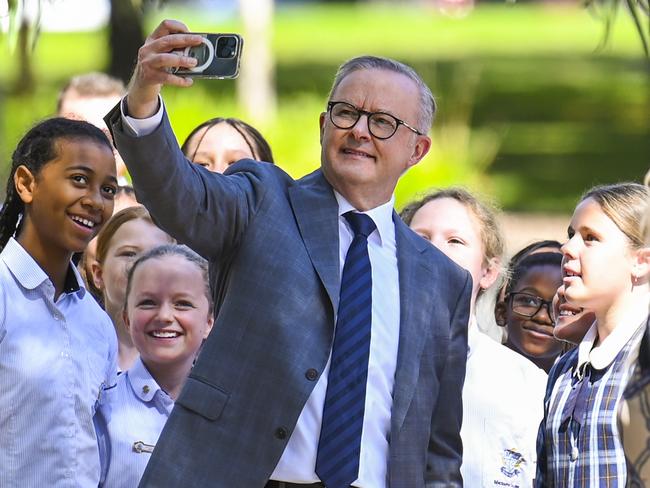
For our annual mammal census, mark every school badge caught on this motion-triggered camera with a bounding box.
[500,448,525,478]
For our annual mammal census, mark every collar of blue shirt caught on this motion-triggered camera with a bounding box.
[1,237,84,298]
[126,356,174,407]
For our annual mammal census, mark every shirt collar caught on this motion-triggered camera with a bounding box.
[334,190,395,246]
[1,237,85,298]
[128,357,165,403]
[576,310,647,374]
[466,315,479,358]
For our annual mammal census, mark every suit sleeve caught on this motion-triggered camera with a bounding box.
[425,270,471,487]
[105,101,270,261]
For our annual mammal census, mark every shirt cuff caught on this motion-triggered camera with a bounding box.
[120,96,164,137]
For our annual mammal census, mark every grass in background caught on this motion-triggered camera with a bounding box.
[1,2,647,212]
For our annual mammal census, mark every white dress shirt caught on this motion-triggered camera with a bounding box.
[99,357,174,488]
[121,101,401,487]
[461,321,547,487]
[270,192,400,487]
[0,237,118,487]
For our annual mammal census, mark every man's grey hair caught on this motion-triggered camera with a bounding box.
[327,56,436,133]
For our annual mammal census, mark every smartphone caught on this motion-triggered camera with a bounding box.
[173,33,243,79]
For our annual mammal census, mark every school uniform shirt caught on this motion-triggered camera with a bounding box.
[461,322,547,488]
[99,357,174,488]
[536,314,647,487]
[0,237,118,487]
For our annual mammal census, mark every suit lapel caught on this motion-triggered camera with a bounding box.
[391,214,437,433]
[288,169,341,312]
[289,184,434,431]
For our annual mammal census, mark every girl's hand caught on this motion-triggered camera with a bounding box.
[126,19,203,119]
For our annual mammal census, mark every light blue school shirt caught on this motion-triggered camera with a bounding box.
[0,237,118,487]
[99,357,174,488]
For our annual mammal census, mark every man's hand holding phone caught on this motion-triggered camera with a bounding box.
[126,20,204,119]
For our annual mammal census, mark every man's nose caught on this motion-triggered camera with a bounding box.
[349,114,372,140]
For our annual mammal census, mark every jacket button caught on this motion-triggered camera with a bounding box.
[305,368,318,381]
[275,427,288,440]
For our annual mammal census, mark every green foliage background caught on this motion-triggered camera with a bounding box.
[0,2,647,212]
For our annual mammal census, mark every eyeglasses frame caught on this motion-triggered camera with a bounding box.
[326,101,424,140]
[506,291,555,322]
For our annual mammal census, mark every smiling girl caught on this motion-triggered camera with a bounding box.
[90,206,174,371]
[0,118,118,486]
[496,250,564,372]
[535,182,650,487]
[98,244,213,487]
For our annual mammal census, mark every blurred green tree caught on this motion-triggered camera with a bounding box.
[4,0,151,91]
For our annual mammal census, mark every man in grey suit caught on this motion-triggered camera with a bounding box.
[105,19,471,488]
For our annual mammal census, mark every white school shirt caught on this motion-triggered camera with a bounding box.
[0,237,118,487]
[99,357,174,488]
[123,101,401,488]
[461,322,547,487]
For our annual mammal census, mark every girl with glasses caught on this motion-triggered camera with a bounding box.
[535,182,650,487]
[495,249,564,372]
[402,187,547,488]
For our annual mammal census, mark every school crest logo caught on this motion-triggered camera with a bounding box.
[500,448,526,478]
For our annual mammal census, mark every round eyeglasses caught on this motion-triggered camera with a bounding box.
[507,292,555,322]
[327,101,424,140]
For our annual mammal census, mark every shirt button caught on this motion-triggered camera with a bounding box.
[570,446,579,461]
[142,385,150,394]
[274,427,288,440]
[305,368,318,381]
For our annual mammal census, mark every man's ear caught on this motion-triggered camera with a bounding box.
[319,112,326,144]
[406,135,431,170]
[14,165,36,204]
[495,299,507,327]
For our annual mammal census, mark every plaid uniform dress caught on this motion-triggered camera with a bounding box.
[536,320,646,487]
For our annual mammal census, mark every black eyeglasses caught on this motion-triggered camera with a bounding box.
[327,101,424,140]
[507,292,554,321]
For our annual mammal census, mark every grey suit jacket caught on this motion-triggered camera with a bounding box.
[106,105,471,488]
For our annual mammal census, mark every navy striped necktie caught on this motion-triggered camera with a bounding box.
[316,211,376,488]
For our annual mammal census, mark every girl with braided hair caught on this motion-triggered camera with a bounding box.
[0,117,119,486]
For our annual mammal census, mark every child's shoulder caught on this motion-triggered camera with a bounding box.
[474,331,548,387]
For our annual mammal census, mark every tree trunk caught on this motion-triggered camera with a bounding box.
[12,17,35,94]
[237,0,276,123]
[107,0,144,84]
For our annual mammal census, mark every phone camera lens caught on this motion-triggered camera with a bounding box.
[216,36,237,58]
